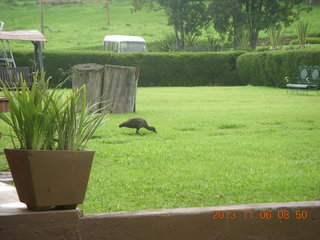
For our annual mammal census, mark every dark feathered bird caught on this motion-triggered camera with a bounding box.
[119,118,157,134]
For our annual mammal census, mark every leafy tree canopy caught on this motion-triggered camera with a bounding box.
[208,0,312,49]
[131,0,208,50]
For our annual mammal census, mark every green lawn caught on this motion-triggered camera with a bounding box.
[83,87,320,212]
[0,1,171,50]
[1,1,320,50]
[0,86,319,213]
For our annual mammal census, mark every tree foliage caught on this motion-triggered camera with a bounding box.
[131,0,208,50]
[208,0,312,49]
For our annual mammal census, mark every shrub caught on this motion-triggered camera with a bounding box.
[184,34,200,49]
[267,25,284,50]
[155,33,177,52]
[14,50,245,87]
[0,73,107,150]
[237,47,320,87]
[296,21,311,48]
[235,29,250,51]
[155,34,222,52]
[291,37,320,45]
[184,36,223,52]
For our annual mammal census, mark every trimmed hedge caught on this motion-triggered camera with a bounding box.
[236,48,320,87]
[14,48,320,88]
[291,38,320,45]
[14,50,244,87]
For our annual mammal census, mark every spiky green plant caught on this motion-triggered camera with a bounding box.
[156,33,177,52]
[53,87,107,150]
[0,73,57,150]
[236,30,250,50]
[184,34,200,48]
[198,36,222,52]
[296,20,311,48]
[268,25,283,50]
[0,73,107,150]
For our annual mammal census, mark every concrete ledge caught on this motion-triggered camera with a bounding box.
[1,200,319,240]
[0,172,13,185]
[80,201,320,240]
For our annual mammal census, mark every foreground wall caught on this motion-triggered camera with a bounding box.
[1,201,319,240]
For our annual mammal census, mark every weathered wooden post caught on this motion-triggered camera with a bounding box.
[72,63,104,112]
[101,64,139,114]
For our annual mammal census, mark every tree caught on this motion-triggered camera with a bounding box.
[40,0,45,49]
[209,0,311,49]
[208,0,245,48]
[106,0,110,25]
[131,0,208,50]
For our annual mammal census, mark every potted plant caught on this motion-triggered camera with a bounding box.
[0,73,107,210]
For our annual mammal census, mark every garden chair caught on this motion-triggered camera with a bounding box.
[285,66,319,94]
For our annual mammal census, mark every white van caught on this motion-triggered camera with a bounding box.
[102,35,147,53]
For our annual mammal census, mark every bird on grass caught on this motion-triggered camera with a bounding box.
[119,118,157,134]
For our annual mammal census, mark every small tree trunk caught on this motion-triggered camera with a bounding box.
[180,30,185,49]
[105,0,110,25]
[174,26,181,50]
[233,25,241,48]
[72,63,104,112]
[101,65,139,114]
[40,0,45,49]
[249,30,259,49]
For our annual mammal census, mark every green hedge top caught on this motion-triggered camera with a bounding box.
[236,47,320,87]
[13,48,320,88]
[14,50,244,87]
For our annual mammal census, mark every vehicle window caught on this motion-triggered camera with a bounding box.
[120,42,146,53]
[114,42,119,52]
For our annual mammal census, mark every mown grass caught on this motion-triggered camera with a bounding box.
[1,1,320,50]
[69,87,320,212]
[0,87,319,213]
[0,1,171,50]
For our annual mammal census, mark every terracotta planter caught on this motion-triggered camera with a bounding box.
[0,97,9,112]
[4,148,94,210]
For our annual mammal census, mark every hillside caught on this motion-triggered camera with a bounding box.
[0,0,320,51]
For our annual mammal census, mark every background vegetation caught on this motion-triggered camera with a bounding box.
[13,50,243,87]
[12,48,320,88]
[1,0,320,51]
[237,47,320,87]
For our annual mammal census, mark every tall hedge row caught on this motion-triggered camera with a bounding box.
[236,48,320,87]
[14,50,244,87]
[13,48,320,88]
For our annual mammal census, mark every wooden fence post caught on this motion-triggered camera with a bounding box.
[101,64,139,114]
[71,63,104,112]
